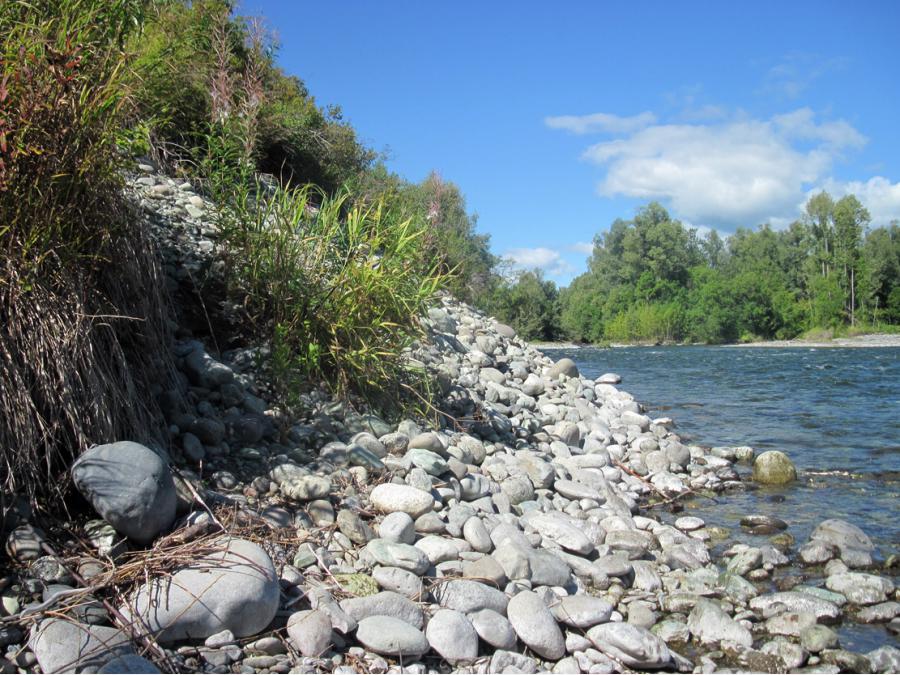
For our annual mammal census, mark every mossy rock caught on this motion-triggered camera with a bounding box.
[752,450,797,484]
[334,573,378,597]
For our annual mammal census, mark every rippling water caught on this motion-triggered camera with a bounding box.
[543,345,899,650]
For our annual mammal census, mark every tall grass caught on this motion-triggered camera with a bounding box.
[219,183,444,409]
[0,0,175,505]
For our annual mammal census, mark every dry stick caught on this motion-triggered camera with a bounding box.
[38,541,176,672]
[170,465,226,531]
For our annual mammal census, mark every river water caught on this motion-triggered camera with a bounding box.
[542,345,899,651]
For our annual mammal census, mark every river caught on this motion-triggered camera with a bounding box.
[542,345,899,651]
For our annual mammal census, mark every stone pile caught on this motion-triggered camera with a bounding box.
[1,162,897,674]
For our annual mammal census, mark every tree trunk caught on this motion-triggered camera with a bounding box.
[850,267,855,326]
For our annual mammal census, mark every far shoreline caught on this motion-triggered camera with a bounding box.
[531,333,900,350]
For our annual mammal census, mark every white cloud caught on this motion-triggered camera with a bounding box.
[544,111,657,135]
[570,108,867,228]
[811,176,900,226]
[760,53,847,99]
[570,241,594,255]
[503,247,574,277]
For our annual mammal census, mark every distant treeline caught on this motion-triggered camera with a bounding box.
[488,196,900,344]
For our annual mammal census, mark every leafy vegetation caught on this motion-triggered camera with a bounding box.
[556,197,900,344]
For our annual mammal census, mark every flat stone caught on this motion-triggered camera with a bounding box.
[551,595,614,628]
[826,572,893,605]
[286,610,332,657]
[766,611,817,637]
[339,591,424,629]
[553,479,603,501]
[470,609,517,650]
[372,566,423,599]
[415,535,460,564]
[433,580,508,614]
[30,619,134,674]
[524,512,594,555]
[366,539,430,575]
[72,442,176,544]
[587,622,672,669]
[354,616,428,658]
[750,592,841,623]
[507,590,566,660]
[370,484,435,518]
[425,609,478,665]
[120,537,279,642]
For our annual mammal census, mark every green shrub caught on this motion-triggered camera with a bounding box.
[218,183,444,409]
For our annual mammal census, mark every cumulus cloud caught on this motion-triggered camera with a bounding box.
[760,53,847,99]
[569,108,867,228]
[503,247,574,277]
[570,241,595,255]
[811,176,900,225]
[544,111,657,135]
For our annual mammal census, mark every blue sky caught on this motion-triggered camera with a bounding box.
[246,1,900,285]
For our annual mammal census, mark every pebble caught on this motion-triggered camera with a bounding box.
[354,616,428,658]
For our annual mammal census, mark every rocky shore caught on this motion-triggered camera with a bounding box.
[0,165,897,674]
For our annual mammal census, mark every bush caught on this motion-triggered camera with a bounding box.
[0,0,175,503]
[218,183,444,408]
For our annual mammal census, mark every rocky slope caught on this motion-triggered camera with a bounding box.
[1,163,897,674]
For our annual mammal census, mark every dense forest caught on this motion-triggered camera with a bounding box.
[491,197,900,344]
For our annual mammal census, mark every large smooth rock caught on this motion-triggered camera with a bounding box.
[433,580,508,614]
[524,513,594,555]
[826,572,893,605]
[548,358,580,379]
[120,537,279,642]
[587,622,672,669]
[72,442,176,544]
[425,609,479,665]
[470,608,517,650]
[30,619,134,674]
[810,519,876,567]
[750,591,841,623]
[688,599,753,648]
[751,451,797,484]
[339,591,424,629]
[183,348,234,388]
[286,610,332,657]
[370,484,435,518]
[507,590,566,660]
[354,616,428,658]
[551,595,614,629]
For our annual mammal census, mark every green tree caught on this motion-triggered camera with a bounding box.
[832,195,869,325]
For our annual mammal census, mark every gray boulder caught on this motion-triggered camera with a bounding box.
[587,622,672,669]
[120,537,279,642]
[751,451,797,484]
[507,590,566,660]
[30,619,134,674]
[72,442,176,544]
[425,609,479,665]
[354,616,428,658]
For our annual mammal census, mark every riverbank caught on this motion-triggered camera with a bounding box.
[535,333,900,350]
[1,165,897,674]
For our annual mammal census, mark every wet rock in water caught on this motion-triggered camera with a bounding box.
[800,624,839,653]
[867,645,900,673]
[587,622,672,669]
[30,619,135,674]
[750,591,841,623]
[751,450,797,484]
[354,616,428,658]
[369,484,434,518]
[548,357,580,379]
[765,611,817,637]
[120,537,279,642]
[727,547,763,577]
[506,590,566,660]
[825,572,893,605]
[688,598,753,648]
[71,441,176,544]
[810,519,876,568]
[286,610,332,657]
[740,514,788,530]
[425,609,479,665]
[856,601,900,623]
